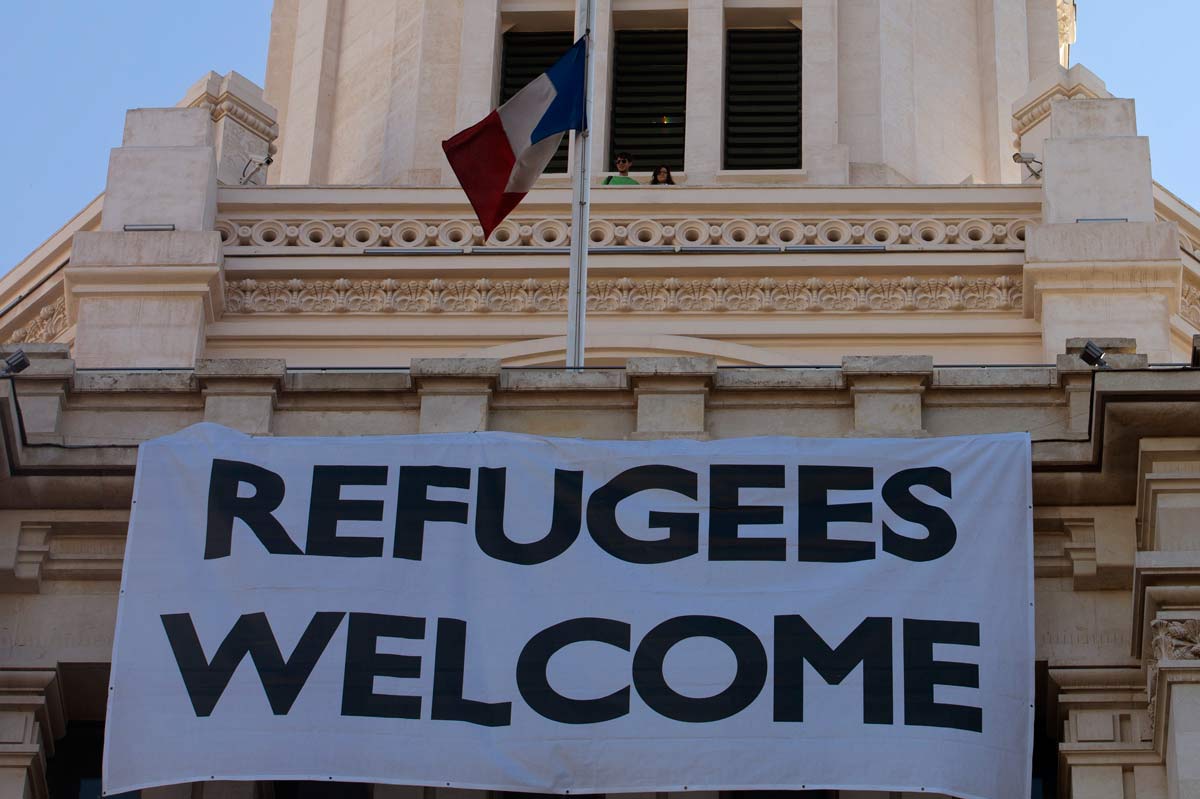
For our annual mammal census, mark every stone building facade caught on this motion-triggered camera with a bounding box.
[1,0,1200,797]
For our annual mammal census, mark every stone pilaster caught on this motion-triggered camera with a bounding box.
[842,355,932,436]
[1024,98,1182,363]
[196,359,286,435]
[800,0,848,184]
[1053,668,1161,799]
[411,359,500,433]
[65,106,223,369]
[584,0,614,178]
[179,71,279,186]
[0,670,65,799]
[1131,438,1200,798]
[683,0,724,184]
[455,0,502,135]
[1147,619,1200,799]
[277,0,343,184]
[627,357,715,440]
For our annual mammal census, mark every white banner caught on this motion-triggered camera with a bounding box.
[105,424,1033,799]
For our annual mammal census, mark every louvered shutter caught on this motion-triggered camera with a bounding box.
[609,30,687,173]
[724,29,802,170]
[501,31,574,174]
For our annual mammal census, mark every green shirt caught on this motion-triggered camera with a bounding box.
[603,175,639,185]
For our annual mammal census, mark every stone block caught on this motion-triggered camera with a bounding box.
[419,393,489,434]
[1049,97,1137,138]
[71,296,207,369]
[0,344,69,361]
[1026,221,1178,264]
[122,108,213,148]
[626,356,717,378]
[1043,137,1155,223]
[1071,765,1125,799]
[195,359,286,380]
[204,394,275,435]
[71,231,222,267]
[101,147,218,232]
[635,393,706,436]
[842,355,934,375]
[410,358,501,380]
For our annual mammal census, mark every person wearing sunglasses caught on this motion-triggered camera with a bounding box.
[603,152,639,185]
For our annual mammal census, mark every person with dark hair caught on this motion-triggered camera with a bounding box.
[604,152,639,185]
[650,165,675,185]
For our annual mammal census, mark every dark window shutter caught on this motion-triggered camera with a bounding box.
[724,29,802,170]
[501,31,574,174]
[610,30,687,173]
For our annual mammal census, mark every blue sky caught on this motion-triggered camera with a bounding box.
[0,0,1194,271]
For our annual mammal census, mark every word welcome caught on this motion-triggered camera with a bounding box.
[162,610,981,731]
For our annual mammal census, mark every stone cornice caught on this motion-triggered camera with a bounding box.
[1013,81,1100,138]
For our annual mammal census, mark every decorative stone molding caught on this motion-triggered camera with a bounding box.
[3,297,67,345]
[216,216,1035,251]
[225,275,1023,316]
[0,513,130,591]
[1057,1,1077,68]
[182,72,279,152]
[0,522,51,592]
[1153,619,1200,661]
[1183,283,1200,329]
[1148,618,1200,732]
[1013,82,1100,138]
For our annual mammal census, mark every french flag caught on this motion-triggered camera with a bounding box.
[442,37,587,238]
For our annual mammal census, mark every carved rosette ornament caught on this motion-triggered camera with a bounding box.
[1148,619,1200,725]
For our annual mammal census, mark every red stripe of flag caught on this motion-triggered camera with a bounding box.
[441,111,526,239]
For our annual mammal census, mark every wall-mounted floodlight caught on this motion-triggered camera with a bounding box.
[1,350,29,376]
[1079,340,1107,368]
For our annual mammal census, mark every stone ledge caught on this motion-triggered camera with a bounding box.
[284,371,413,393]
[0,344,70,360]
[72,371,196,393]
[409,358,501,379]
[715,368,844,390]
[1067,337,1138,354]
[194,358,286,379]
[932,367,1056,388]
[841,355,934,376]
[501,370,627,391]
[626,356,717,377]
[1057,353,1149,373]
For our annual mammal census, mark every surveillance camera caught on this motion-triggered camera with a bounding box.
[1012,152,1038,164]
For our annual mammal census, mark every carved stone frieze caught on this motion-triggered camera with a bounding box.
[3,297,67,345]
[224,275,1023,316]
[216,216,1035,251]
[1153,619,1200,661]
[1148,618,1200,726]
[1183,283,1200,329]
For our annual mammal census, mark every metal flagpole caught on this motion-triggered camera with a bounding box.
[566,0,596,370]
